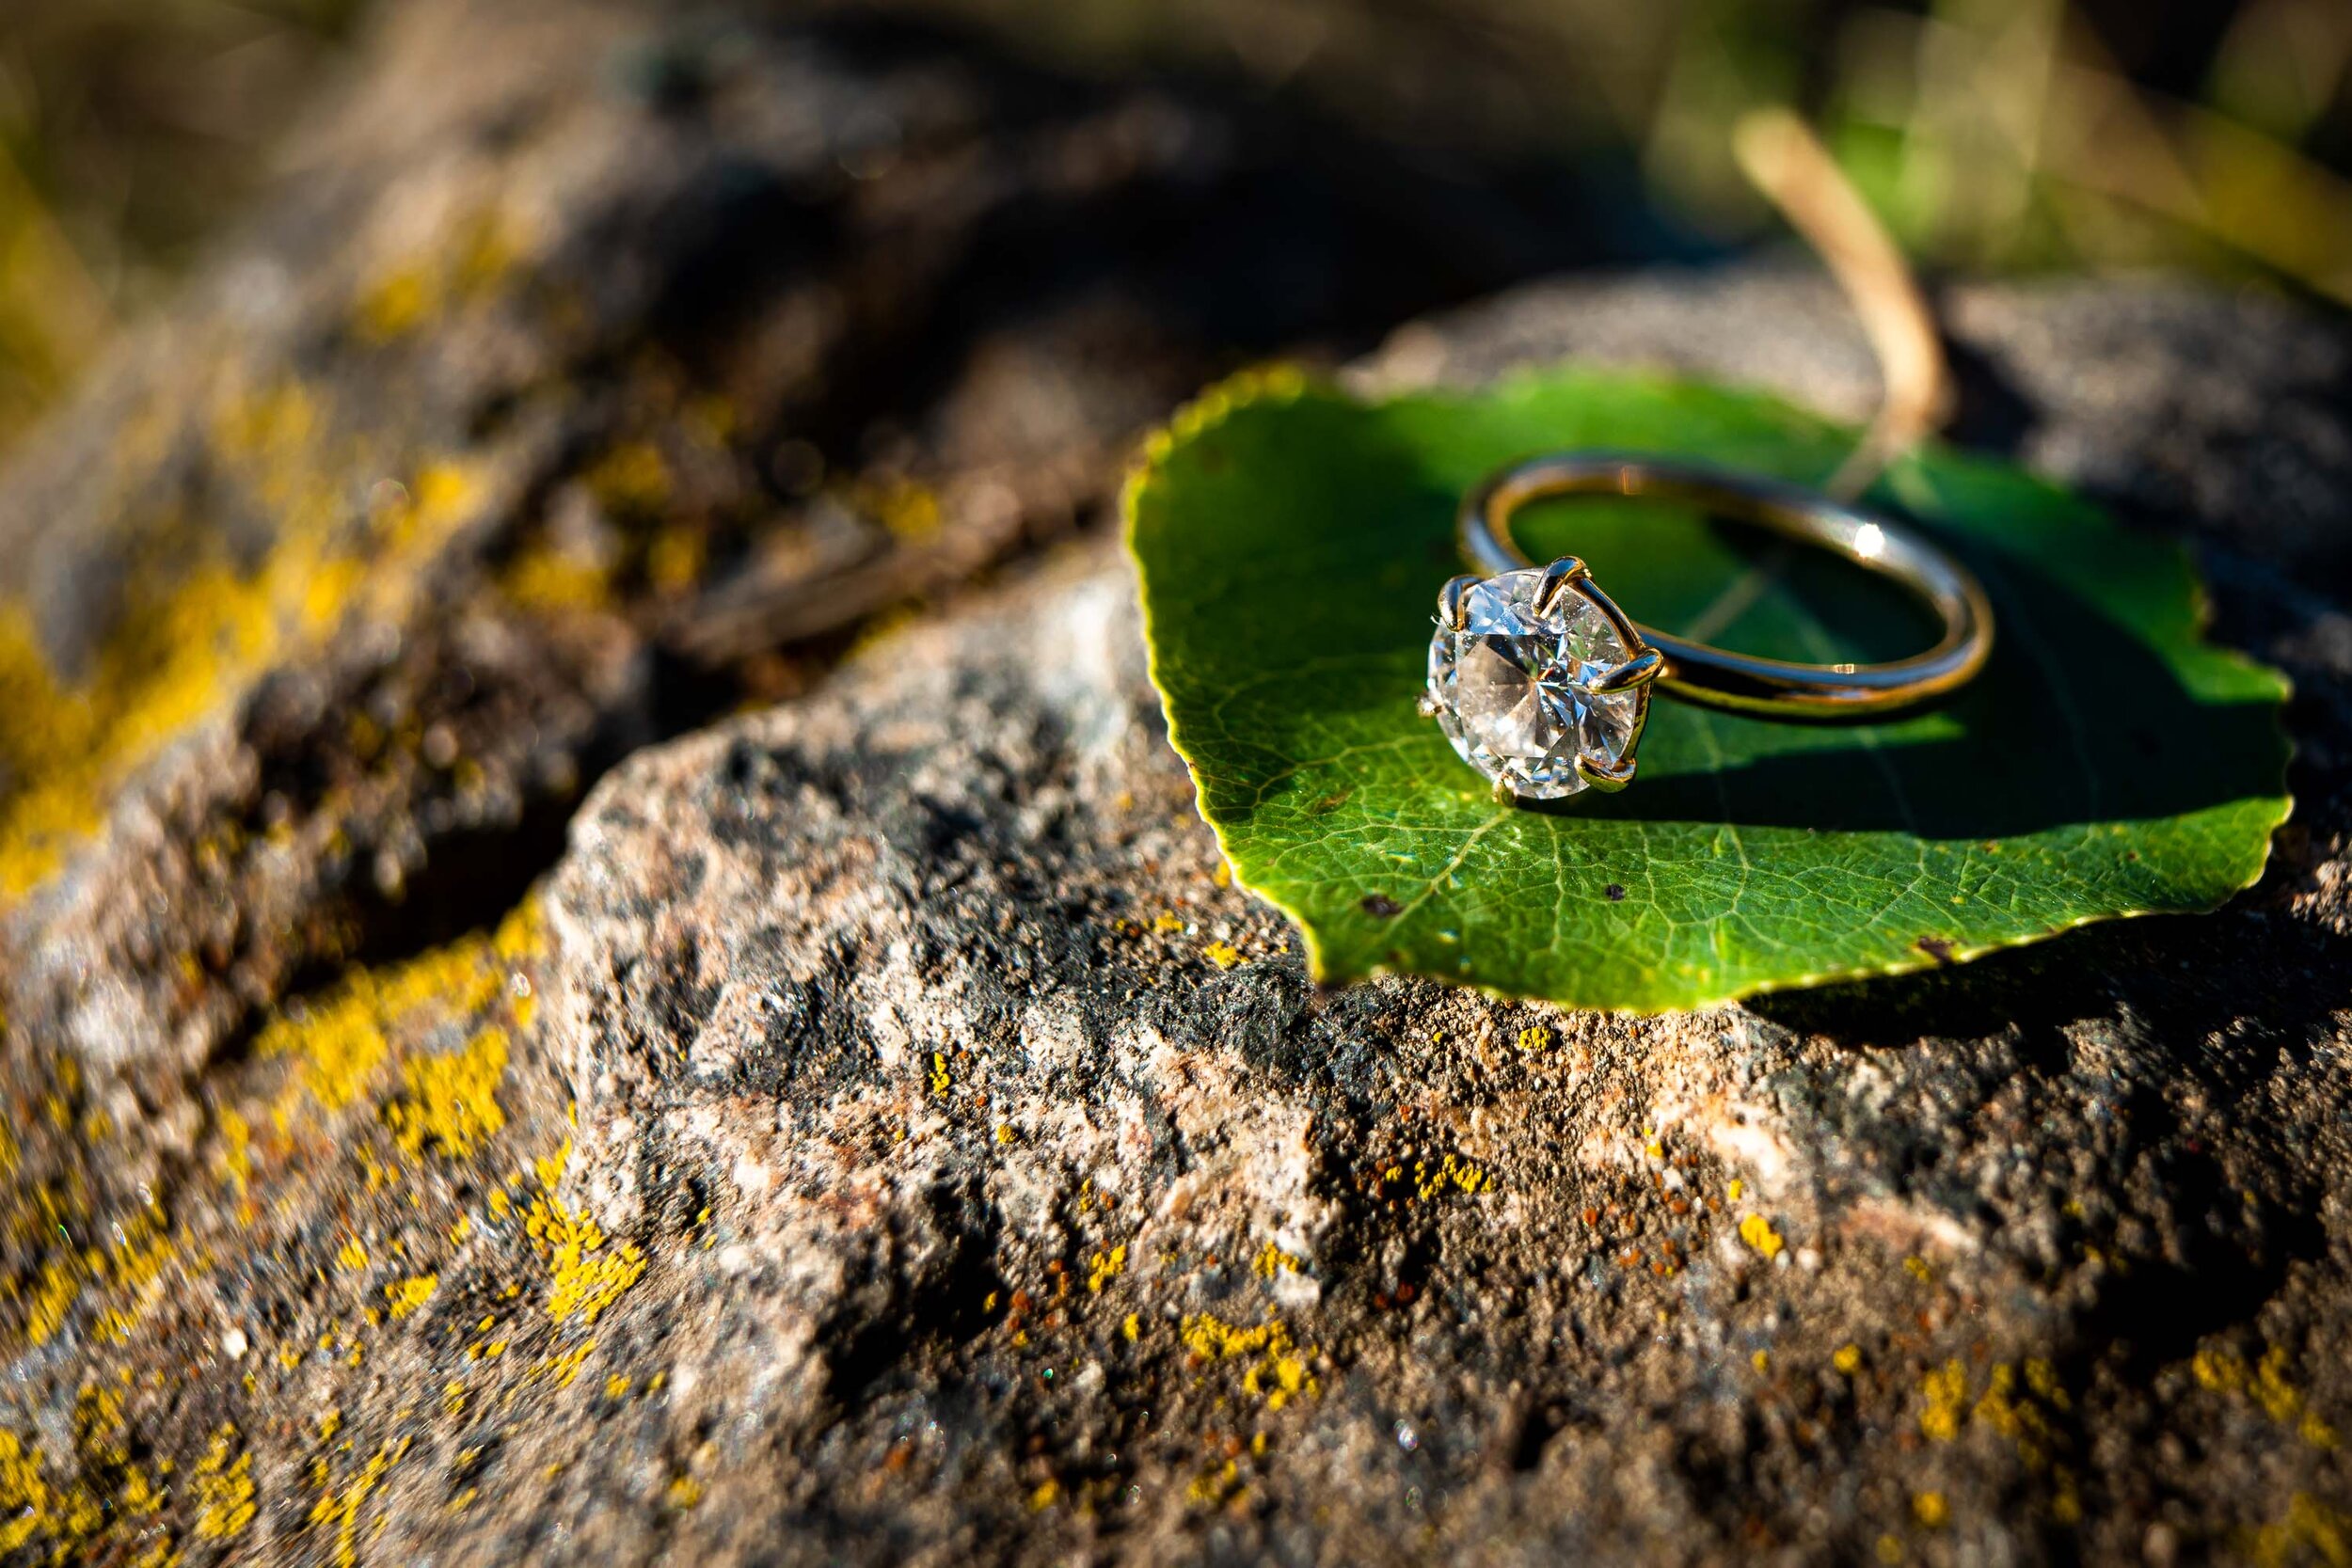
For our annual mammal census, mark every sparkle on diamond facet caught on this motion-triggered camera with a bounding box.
[1425,567,1641,800]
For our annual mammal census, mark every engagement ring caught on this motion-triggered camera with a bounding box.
[1422,453,1994,802]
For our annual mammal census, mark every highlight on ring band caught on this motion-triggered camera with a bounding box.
[1423,452,1994,803]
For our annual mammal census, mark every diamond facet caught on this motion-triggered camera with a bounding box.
[1425,567,1644,800]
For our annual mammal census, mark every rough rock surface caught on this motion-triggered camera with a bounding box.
[2,1,2350,1565]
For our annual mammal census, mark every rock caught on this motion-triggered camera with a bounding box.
[0,0,1607,1137]
[1,0,2349,1562]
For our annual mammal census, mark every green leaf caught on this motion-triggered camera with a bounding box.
[1125,368,2293,1011]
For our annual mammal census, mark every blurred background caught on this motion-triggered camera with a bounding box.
[0,0,2344,452]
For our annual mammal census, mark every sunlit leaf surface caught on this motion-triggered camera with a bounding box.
[1127,370,2292,1010]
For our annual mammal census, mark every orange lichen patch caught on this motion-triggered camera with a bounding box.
[310,1439,409,1568]
[87,1212,179,1345]
[1201,940,1244,970]
[194,1426,258,1540]
[1179,1312,1320,1411]
[666,1475,704,1510]
[386,1025,510,1159]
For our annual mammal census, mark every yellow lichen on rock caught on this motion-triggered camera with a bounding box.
[1918,1360,1968,1442]
[354,211,524,346]
[387,1026,510,1159]
[1252,1243,1303,1280]
[193,1426,258,1540]
[2244,1493,2350,1568]
[501,544,616,613]
[9,1202,179,1353]
[1088,1246,1127,1292]
[1412,1153,1490,1199]
[1738,1212,1785,1260]
[2194,1341,2340,1446]
[384,1275,440,1320]
[586,441,673,517]
[526,1189,645,1327]
[1179,1312,1320,1411]
[0,1429,103,1554]
[309,1439,409,1568]
[260,900,536,1127]
[0,366,489,901]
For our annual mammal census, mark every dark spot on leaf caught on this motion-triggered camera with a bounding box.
[1604,883,1626,902]
[1308,790,1352,814]
[1361,894,1401,918]
[1916,936,1955,963]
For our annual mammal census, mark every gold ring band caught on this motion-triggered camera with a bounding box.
[1459,452,1994,718]
[1422,452,1994,803]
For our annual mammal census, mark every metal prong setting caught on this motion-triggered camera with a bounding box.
[1532,556,1592,615]
[1574,752,1637,793]
[1437,575,1477,630]
[1428,558,1653,808]
[1568,575,1645,652]
[1588,646,1666,694]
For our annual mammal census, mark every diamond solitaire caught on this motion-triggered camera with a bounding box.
[1421,559,1659,802]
